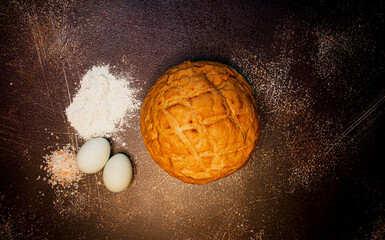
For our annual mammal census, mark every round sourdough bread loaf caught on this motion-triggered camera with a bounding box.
[140,61,260,184]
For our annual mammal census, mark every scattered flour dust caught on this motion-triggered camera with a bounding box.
[231,50,312,126]
[230,15,373,190]
[66,65,141,140]
[229,17,318,190]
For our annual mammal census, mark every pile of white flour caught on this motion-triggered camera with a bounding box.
[66,65,141,140]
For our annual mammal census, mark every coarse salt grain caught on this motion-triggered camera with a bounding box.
[42,144,83,189]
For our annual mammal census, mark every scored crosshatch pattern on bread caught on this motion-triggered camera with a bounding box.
[140,61,260,184]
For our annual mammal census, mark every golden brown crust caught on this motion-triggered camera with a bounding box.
[140,61,260,184]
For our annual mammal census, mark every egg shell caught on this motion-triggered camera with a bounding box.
[103,153,133,192]
[76,137,111,174]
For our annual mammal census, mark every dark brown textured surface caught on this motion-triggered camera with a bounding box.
[0,0,384,239]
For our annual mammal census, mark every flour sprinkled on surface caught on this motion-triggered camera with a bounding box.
[66,65,141,140]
